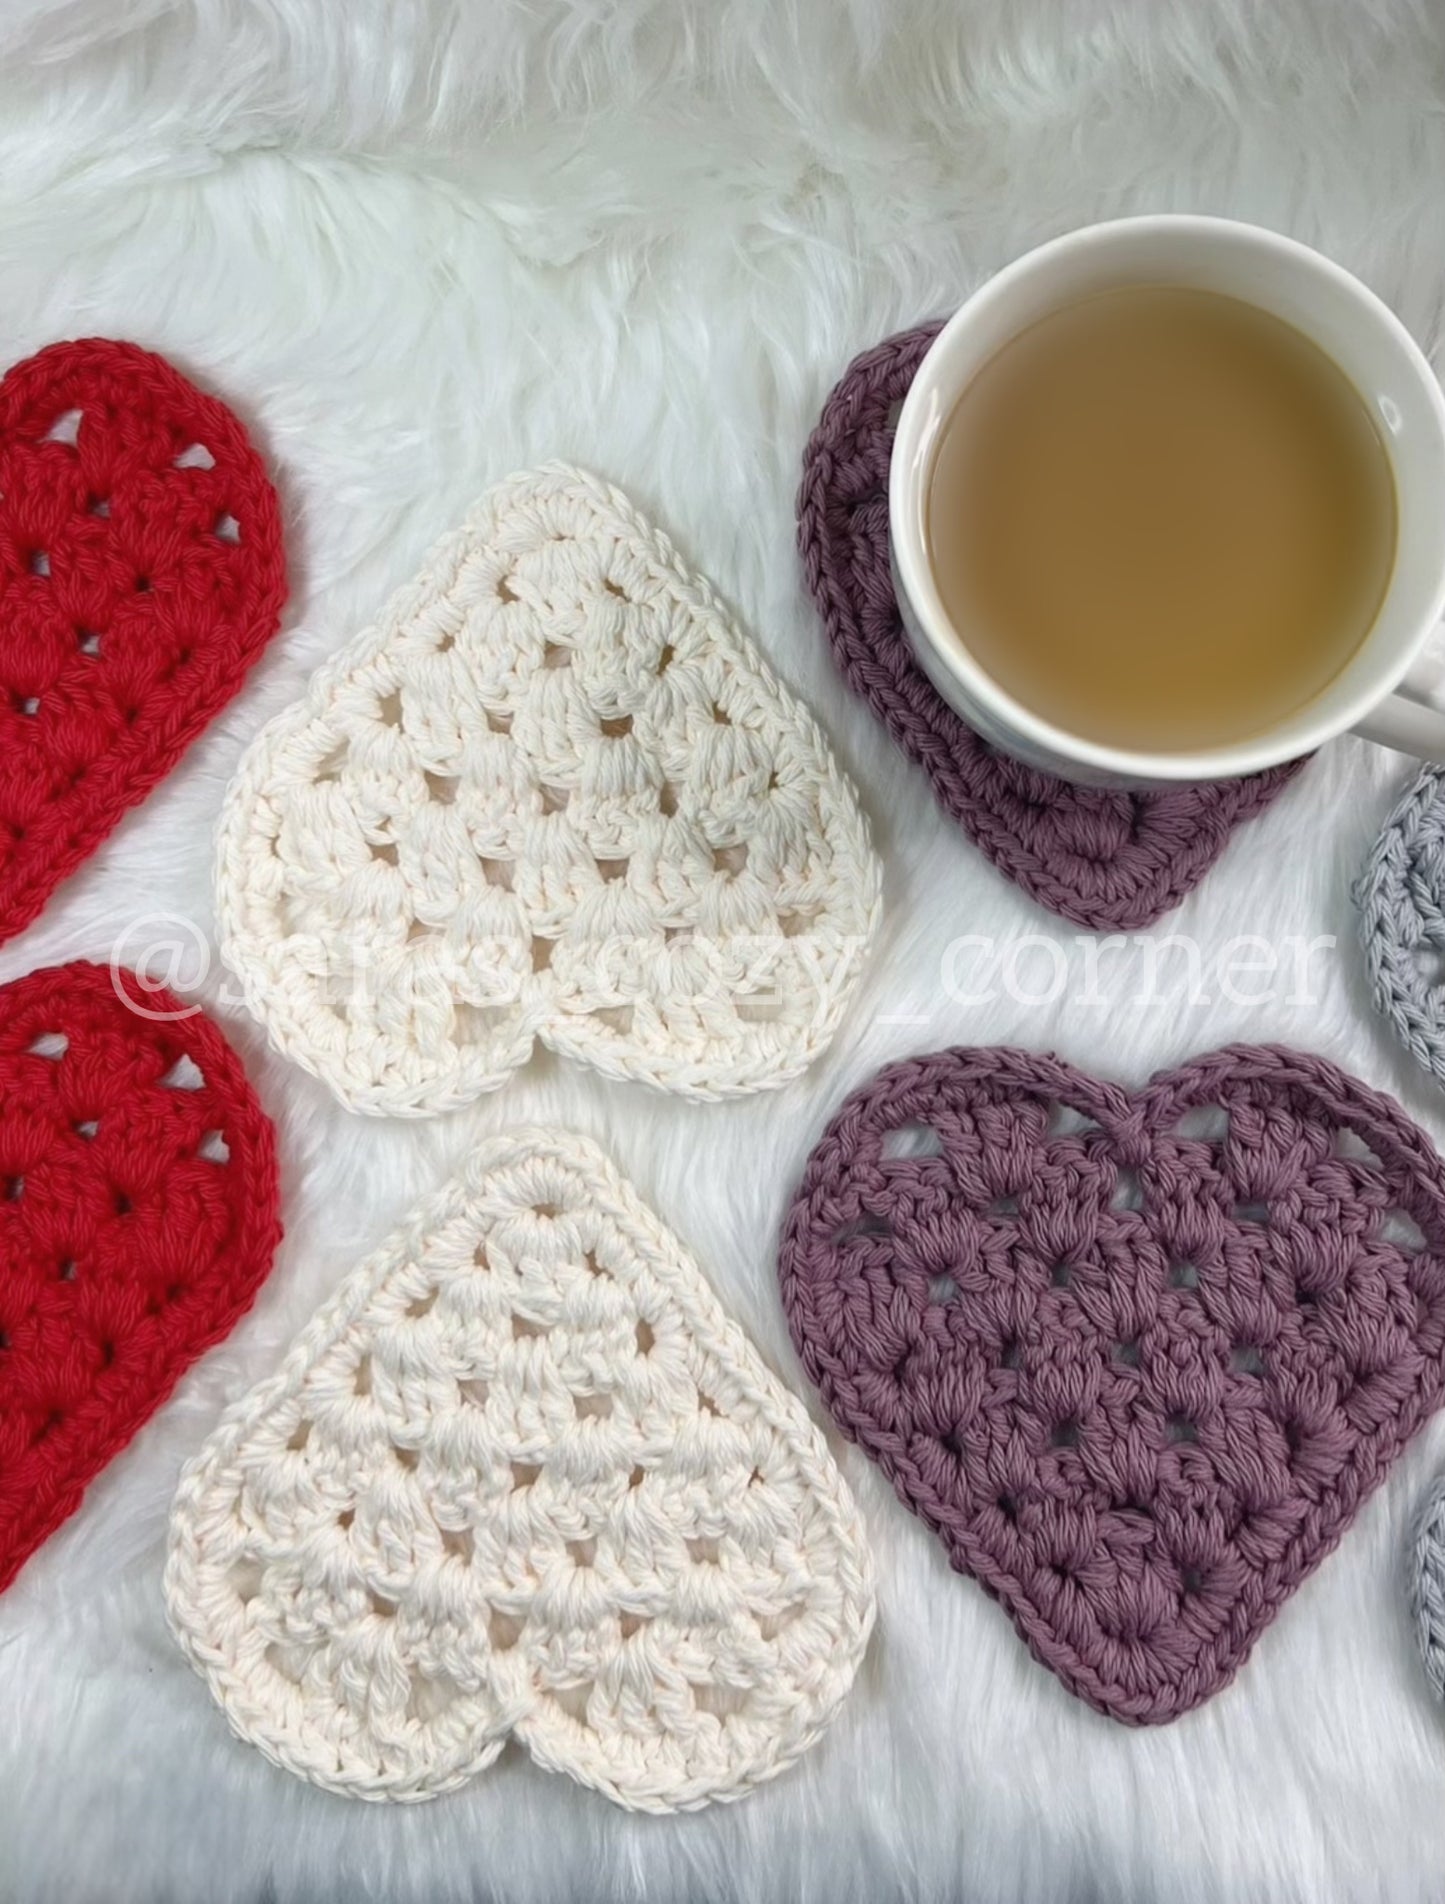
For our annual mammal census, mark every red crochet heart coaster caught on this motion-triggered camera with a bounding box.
[797,326,1304,931]
[780,1044,1445,1723]
[0,960,280,1593]
[0,339,287,944]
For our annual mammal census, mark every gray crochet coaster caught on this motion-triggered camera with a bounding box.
[1356,768,1445,1086]
[1410,1473,1445,1703]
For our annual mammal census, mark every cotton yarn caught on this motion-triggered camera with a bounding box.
[0,338,287,945]
[1356,766,1445,1088]
[0,960,281,1594]
[780,1042,1445,1723]
[1410,1472,1445,1703]
[165,1129,874,1811]
[796,323,1304,932]
[217,463,880,1116]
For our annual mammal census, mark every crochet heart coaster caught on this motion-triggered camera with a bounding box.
[1410,1472,1445,1703]
[165,1130,874,1811]
[217,462,880,1116]
[797,325,1304,932]
[1356,766,1445,1088]
[779,1043,1445,1724]
[0,339,287,944]
[0,960,280,1593]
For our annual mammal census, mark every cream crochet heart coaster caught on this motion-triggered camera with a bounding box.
[164,1130,874,1811]
[217,466,881,1115]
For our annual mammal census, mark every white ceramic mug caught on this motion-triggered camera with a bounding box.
[889,215,1445,787]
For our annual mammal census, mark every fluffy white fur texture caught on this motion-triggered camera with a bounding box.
[2,3,1445,1899]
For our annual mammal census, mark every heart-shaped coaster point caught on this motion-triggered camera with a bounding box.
[166,1129,873,1809]
[781,1043,1445,1723]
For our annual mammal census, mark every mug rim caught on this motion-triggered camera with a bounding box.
[888,213,1445,783]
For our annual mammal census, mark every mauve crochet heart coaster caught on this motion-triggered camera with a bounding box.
[779,1043,1445,1723]
[796,325,1304,932]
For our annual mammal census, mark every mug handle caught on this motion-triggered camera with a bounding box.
[1351,646,1445,764]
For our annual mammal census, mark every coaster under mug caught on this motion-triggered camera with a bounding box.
[797,323,1304,933]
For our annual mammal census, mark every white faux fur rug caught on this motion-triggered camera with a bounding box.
[2,3,1444,1899]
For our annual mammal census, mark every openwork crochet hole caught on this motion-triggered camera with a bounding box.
[1166,1414,1199,1445]
[550,1681,593,1722]
[27,1032,67,1060]
[424,772,458,806]
[542,642,571,670]
[27,550,49,578]
[287,1419,311,1452]
[1169,1259,1200,1290]
[735,994,783,1024]
[198,1130,230,1164]
[635,1318,655,1355]
[440,1524,473,1563]
[174,441,215,470]
[539,784,569,815]
[407,1670,462,1724]
[458,1377,489,1408]
[600,714,633,737]
[496,574,518,604]
[480,858,513,890]
[1230,1345,1267,1377]
[693,1682,749,1720]
[488,1606,524,1650]
[214,513,241,545]
[880,1123,943,1161]
[160,1054,205,1090]
[44,408,82,446]
[1111,1167,1144,1213]
[832,1213,889,1244]
[658,782,679,817]
[574,1393,612,1421]
[531,937,555,974]
[687,1534,722,1565]
[927,1274,960,1305]
[1046,1102,1101,1139]
[510,1461,541,1490]
[76,629,101,657]
[1381,1206,1427,1250]
[226,1558,263,1604]
[1113,1339,1142,1368]
[377,689,403,728]
[1050,1418,1081,1450]
[1333,1127,1383,1166]
[568,1537,597,1568]
[596,858,628,882]
[1232,1200,1269,1225]
[713,842,748,877]
[1174,1104,1231,1141]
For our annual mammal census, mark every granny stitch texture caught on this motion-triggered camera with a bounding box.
[166,1129,874,1811]
[1356,766,1445,1088]
[0,960,281,1594]
[1410,1472,1445,1702]
[779,1043,1445,1724]
[796,324,1304,932]
[217,463,880,1116]
[0,338,287,944]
